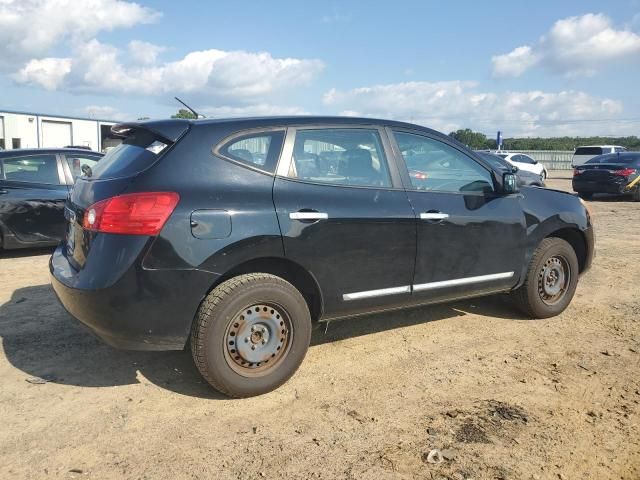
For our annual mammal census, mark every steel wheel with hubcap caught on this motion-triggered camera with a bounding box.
[511,237,579,318]
[191,273,311,398]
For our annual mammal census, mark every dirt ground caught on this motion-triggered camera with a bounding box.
[1,174,638,480]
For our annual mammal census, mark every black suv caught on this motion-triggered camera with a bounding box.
[50,117,594,397]
[0,148,102,250]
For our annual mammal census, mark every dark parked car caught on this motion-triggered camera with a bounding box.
[573,152,640,201]
[475,151,545,187]
[0,148,102,250]
[50,117,594,397]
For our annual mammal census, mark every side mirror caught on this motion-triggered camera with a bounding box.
[511,165,519,173]
[502,172,519,194]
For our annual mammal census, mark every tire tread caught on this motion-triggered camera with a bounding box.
[191,273,305,398]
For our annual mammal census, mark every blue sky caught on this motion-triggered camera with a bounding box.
[1,0,639,137]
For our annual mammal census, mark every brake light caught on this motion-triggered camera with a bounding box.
[573,168,583,176]
[83,192,179,235]
[612,168,636,177]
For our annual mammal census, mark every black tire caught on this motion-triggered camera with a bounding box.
[510,238,579,319]
[191,273,311,398]
[632,187,640,202]
[578,192,593,200]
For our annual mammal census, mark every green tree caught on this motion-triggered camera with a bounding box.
[171,109,197,119]
[448,128,490,150]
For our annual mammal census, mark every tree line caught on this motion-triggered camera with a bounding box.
[449,128,640,151]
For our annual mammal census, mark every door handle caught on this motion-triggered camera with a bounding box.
[289,211,329,221]
[0,189,8,195]
[420,212,449,221]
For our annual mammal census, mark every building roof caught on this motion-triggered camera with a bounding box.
[0,108,118,124]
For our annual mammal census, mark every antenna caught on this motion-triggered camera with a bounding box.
[174,96,204,119]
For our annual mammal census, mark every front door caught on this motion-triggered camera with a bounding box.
[389,129,526,303]
[273,126,416,318]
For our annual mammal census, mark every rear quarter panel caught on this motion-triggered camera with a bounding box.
[136,123,284,274]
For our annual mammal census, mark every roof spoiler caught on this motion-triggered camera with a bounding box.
[111,119,191,143]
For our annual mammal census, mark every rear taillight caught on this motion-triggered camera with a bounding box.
[83,192,179,235]
[573,168,583,176]
[612,168,637,177]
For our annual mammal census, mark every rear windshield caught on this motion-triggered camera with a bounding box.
[586,154,640,165]
[575,147,603,156]
[88,129,170,180]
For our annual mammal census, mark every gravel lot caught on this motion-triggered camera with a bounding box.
[1,175,638,480]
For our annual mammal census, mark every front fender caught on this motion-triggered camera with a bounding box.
[515,187,593,288]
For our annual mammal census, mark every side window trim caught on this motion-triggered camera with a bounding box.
[275,125,404,190]
[213,127,286,175]
[386,127,497,195]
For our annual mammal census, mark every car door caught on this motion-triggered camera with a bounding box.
[0,153,69,244]
[388,129,526,303]
[273,126,416,319]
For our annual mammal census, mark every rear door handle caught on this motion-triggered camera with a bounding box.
[0,189,8,195]
[420,212,449,221]
[289,212,329,221]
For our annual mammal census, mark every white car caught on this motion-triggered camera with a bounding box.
[571,145,626,167]
[496,152,547,180]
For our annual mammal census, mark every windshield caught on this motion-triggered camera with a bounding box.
[89,129,170,180]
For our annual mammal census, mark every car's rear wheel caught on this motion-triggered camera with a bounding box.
[578,192,593,200]
[510,237,579,319]
[632,187,640,202]
[191,273,311,398]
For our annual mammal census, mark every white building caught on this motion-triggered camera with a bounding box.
[0,109,122,152]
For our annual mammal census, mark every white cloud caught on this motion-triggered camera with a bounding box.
[13,39,325,104]
[128,40,165,65]
[323,81,626,136]
[492,13,640,77]
[492,46,539,77]
[0,0,160,69]
[12,57,71,90]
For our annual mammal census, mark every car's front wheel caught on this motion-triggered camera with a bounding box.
[511,237,579,318]
[191,273,312,398]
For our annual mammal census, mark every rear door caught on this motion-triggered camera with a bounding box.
[273,126,416,318]
[389,129,526,303]
[0,153,69,244]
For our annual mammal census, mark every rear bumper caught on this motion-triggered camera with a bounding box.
[50,244,218,351]
[572,178,630,194]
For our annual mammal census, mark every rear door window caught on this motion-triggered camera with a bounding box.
[88,129,169,180]
[575,147,603,156]
[286,128,391,187]
[1,154,61,184]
